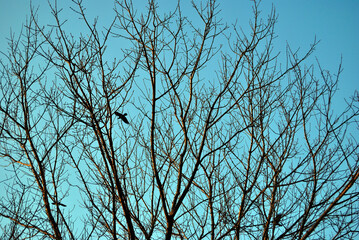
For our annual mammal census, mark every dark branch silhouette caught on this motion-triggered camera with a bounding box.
[52,201,67,207]
[115,112,129,124]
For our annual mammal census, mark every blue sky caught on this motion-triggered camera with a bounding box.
[1,0,358,107]
[0,0,358,236]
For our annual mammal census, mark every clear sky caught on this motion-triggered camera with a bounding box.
[1,0,358,108]
[0,0,358,236]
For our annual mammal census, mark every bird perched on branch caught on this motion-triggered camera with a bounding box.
[114,112,129,124]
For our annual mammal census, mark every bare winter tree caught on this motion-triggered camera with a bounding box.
[1,0,359,239]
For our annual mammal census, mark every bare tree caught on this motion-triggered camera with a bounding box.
[1,0,358,239]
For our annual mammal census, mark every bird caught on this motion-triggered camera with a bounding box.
[52,201,67,207]
[114,112,129,124]
[273,213,283,226]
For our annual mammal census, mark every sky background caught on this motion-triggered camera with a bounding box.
[0,0,358,235]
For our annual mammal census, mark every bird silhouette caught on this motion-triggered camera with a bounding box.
[114,112,129,124]
[273,213,283,226]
